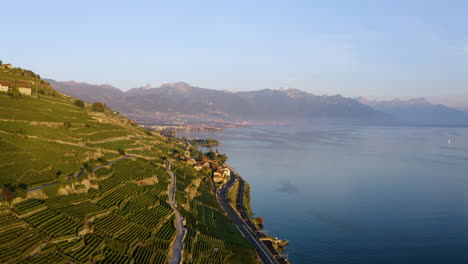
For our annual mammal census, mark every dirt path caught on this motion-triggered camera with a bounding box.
[87,136,132,144]
[166,161,186,264]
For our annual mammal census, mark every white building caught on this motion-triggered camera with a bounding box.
[0,84,8,93]
[18,87,32,96]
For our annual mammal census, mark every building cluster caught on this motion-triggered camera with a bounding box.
[213,166,230,184]
[176,142,231,185]
[192,159,231,184]
[0,63,32,96]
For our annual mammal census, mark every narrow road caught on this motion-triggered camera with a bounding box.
[217,171,281,264]
[166,161,186,264]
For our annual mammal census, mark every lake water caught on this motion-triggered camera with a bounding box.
[180,125,468,263]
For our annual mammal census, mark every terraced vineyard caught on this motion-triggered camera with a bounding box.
[0,66,259,263]
[172,162,258,264]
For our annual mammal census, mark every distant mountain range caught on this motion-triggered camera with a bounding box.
[46,79,468,127]
[356,97,468,126]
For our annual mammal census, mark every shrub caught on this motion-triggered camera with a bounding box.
[118,149,126,156]
[63,121,72,129]
[74,99,85,109]
[91,102,106,112]
[97,157,108,164]
[8,86,21,99]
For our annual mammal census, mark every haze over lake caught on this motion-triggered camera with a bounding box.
[181,125,468,263]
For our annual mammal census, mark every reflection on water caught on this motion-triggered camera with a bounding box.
[277,180,300,193]
[180,125,468,263]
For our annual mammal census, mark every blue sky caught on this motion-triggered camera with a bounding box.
[1,0,468,108]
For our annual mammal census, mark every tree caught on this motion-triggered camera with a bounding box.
[206,149,216,160]
[0,59,2,65]
[218,154,228,164]
[8,85,21,99]
[16,184,28,199]
[91,102,106,112]
[0,183,27,202]
[118,148,126,156]
[83,162,93,173]
[63,121,72,129]
[1,184,15,203]
[254,217,264,229]
[74,99,85,109]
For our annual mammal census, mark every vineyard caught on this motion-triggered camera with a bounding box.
[170,159,258,264]
[0,68,260,264]
[0,154,182,263]
[12,198,45,215]
[154,216,176,241]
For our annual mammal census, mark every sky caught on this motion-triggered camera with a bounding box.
[1,0,468,108]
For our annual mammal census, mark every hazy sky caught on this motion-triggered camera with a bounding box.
[2,0,468,108]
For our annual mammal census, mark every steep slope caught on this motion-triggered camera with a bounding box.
[45,79,126,111]
[0,67,257,263]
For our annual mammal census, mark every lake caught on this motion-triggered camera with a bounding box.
[180,125,468,263]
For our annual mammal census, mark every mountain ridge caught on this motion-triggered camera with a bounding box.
[46,79,387,126]
[356,97,468,126]
[46,79,468,126]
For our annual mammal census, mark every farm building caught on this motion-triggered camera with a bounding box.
[18,87,32,96]
[0,64,13,69]
[0,84,8,93]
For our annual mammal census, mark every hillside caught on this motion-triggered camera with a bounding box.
[0,67,257,263]
[47,80,386,126]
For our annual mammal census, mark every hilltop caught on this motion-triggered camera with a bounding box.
[0,64,57,97]
[0,65,258,263]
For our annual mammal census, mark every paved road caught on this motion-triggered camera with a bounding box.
[217,172,281,264]
[166,161,186,264]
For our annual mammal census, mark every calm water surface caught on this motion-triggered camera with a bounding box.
[180,125,468,263]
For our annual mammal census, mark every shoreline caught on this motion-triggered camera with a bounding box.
[218,167,289,264]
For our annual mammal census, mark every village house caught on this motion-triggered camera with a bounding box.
[0,85,32,96]
[0,64,13,69]
[18,87,32,96]
[213,171,226,184]
[0,84,9,93]
[213,165,231,184]
[217,167,231,178]
[193,161,211,170]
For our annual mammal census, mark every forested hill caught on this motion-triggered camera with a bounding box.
[0,65,257,263]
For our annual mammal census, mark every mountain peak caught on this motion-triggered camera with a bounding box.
[160,82,193,90]
[406,97,430,105]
